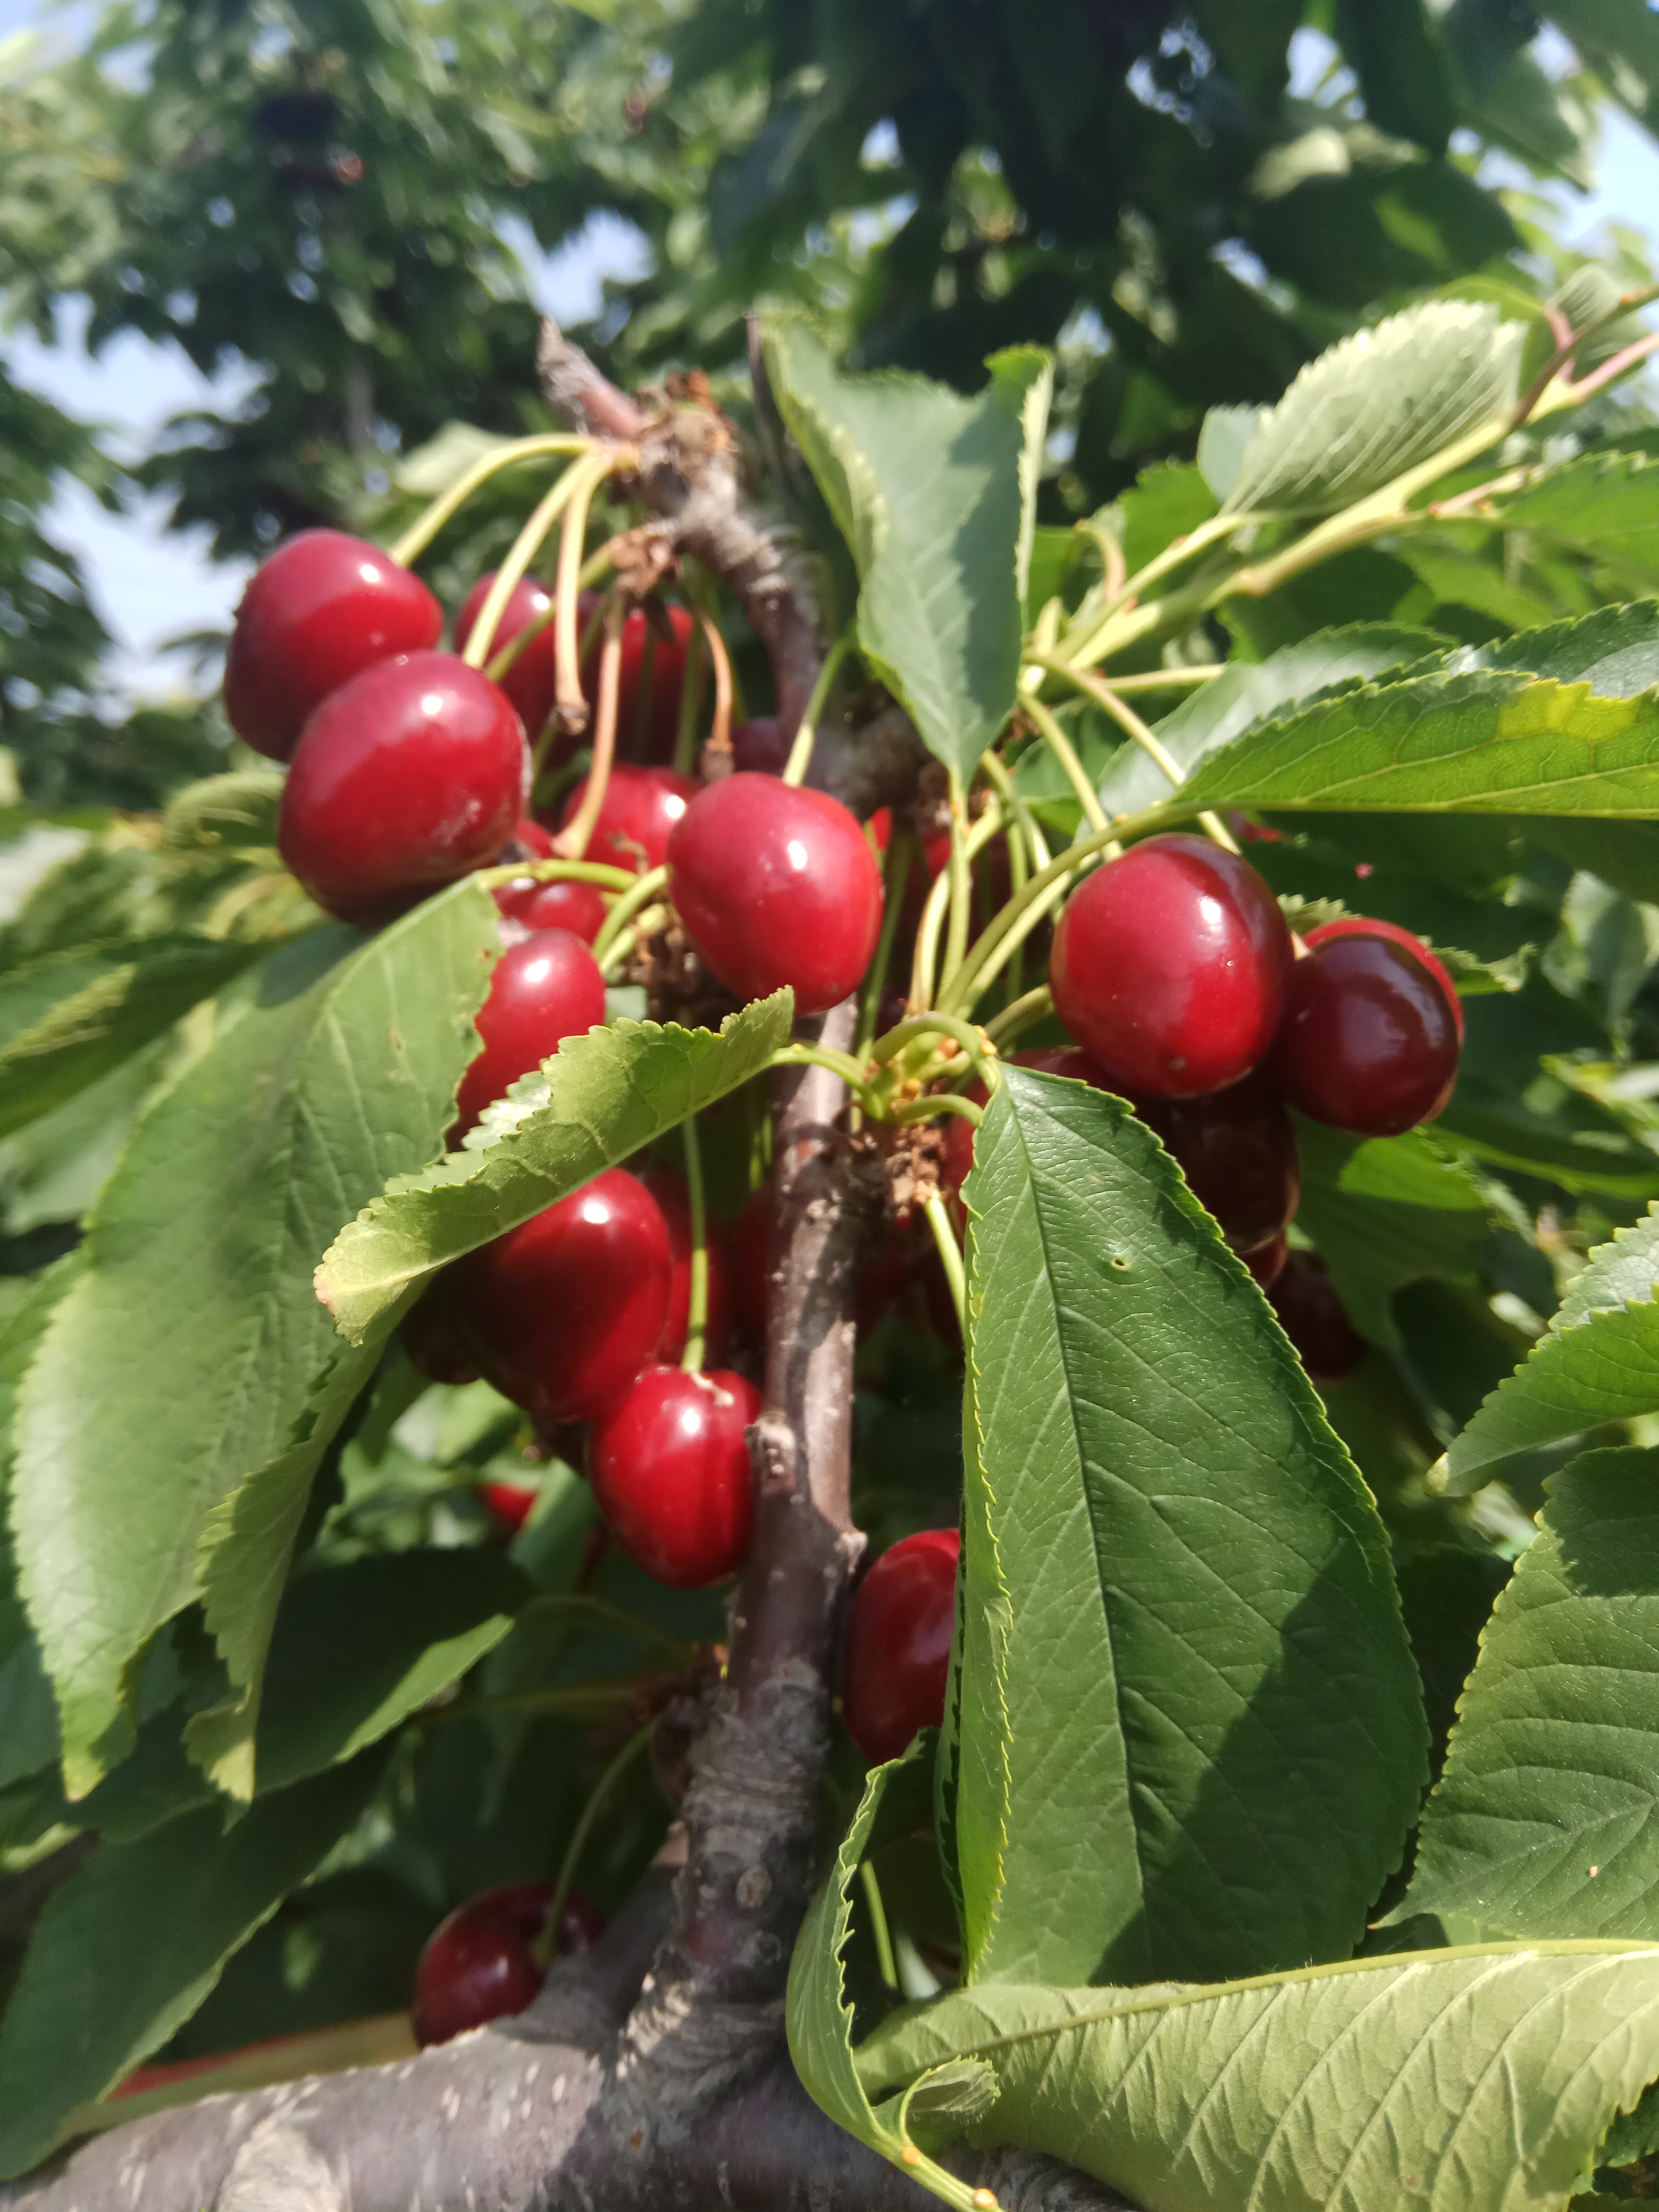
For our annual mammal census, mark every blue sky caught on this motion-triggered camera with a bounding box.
[4,1,1659,698]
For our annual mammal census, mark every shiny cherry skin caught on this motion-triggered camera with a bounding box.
[668,774,884,1015]
[730,716,786,775]
[589,1365,760,1587]
[578,592,693,761]
[411,1884,602,2047]
[457,573,557,741]
[1050,834,1293,1098]
[480,1479,540,1536]
[445,1168,672,1426]
[453,928,607,1135]
[636,1166,732,1365]
[224,529,441,761]
[842,1529,961,1765]
[1272,933,1460,1137]
[1269,1252,1364,1385]
[492,875,608,940]
[279,651,527,921]
[1134,1071,1300,1256]
[1244,1231,1288,1291]
[552,763,698,874]
[1304,917,1464,1041]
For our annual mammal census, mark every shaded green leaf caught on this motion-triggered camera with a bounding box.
[315,993,793,1345]
[1117,462,1218,583]
[0,1752,389,2177]
[761,313,1041,782]
[1406,1445,1659,1937]
[1494,451,1659,581]
[1443,1206,1659,1490]
[855,1939,1659,2212]
[952,1069,1425,1988]
[1336,0,1456,151]
[1541,0,1659,132]
[11,882,497,1798]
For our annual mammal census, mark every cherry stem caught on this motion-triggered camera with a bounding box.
[1019,693,1112,835]
[460,458,609,671]
[1030,656,1241,853]
[781,629,854,786]
[859,1859,900,1992]
[472,857,635,892]
[869,1011,996,1084]
[674,596,709,778]
[853,823,915,1062]
[894,1092,982,1128]
[387,431,591,568]
[555,596,624,859]
[977,750,1044,1003]
[910,797,1006,1017]
[985,983,1053,1046]
[554,449,627,724]
[698,607,735,766]
[536,1722,653,1969]
[924,1194,967,1335]
[590,862,669,967]
[941,765,975,993]
[767,1044,885,1117]
[1511,279,1659,428]
[680,1115,709,1374]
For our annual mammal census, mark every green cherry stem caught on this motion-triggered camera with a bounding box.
[473,857,636,893]
[591,864,670,967]
[940,765,975,993]
[460,455,618,671]
[537,1723,653,1968]
[1020,694,1112,836]
[782,628,854,787]
[1027,655,1240,853]
[387,432,592,568]
[910,798,1005,1017]
[924,1195,967,1337]
[869,1012,996,1083]
[853,822,916,1063]
[860,1860,900,1992]
[680,1114,709,1375]
[985,984,1053,1047]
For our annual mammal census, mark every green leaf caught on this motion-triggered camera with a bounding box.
[952,1069,1425,1988]
[785,1746,992,2212]
[1294,1119,1495,1348]
[1541,0,1659,132]
[1218,301,1522,518]
[0,1752,389,2177]
[314,993,793,1346]
[1443,1207,1659,1492]
[761,313,1041,783]
[0,935,266,1138]
[11,882,497,1799]
[854,1939,1659,2212]
[1405,1445,1659,1937]
[1492,451,1659,582]
[1117,462,1218,582]
[160,766,284,854]
[1180,622,1659,817]
[1335,0,1456,151]
[1096,622,1442,817]
[254,1548,528,1792]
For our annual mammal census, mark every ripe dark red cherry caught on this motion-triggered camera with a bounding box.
[224,529,441,761]
[732,1184,772,1345]
[1245,1231,1288,1291]
[636,1166,732,1366]
[1269,1253,1364,1386]
[492,875,608,941]
[842,1529,961,1765]
[411,1884,602,2047]
[1135,1072,1300,1256]
[279,651,527,921]
[1304,917,1464,1041]
[1050,834,1293,1098]
[457,572,557,741]
[1273,933,1461,1137]
[667,774,884,1015]
[589,1365,760,1587]
[730,716,786,775]
[453,929,607,1136]
[554,763,698,874]
[401,1286,478,1386]
[480,1479,539,1536]
[578,592,693,760]
[446,1168,673,1426]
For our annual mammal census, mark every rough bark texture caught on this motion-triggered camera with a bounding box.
[0,342,1130,2212]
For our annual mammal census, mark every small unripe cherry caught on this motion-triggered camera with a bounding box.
[667,774,884,1014]
[445,1169,673,1426]
[589,1366,759,1587]
[453,928,607,1136]
[1273,932,1460,1137]
[554,762,698,874]
[225,529,441,761]
[456,573,557,740]
[410,1884,602,2047]
[842,1529,960,1764]
[1050,834,1293,1097]
[279,651,527,921]
[1269,1253,1364,1385]
[636,1166,732,1365]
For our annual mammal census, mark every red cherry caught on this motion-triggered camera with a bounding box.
[224,529,441,761]
[668,774,884,1015]
[1303,917,1464,1042]
[1049,834,1293,1098]
[480,1479,539,1536]
[1245,1231,1288,1290]
[453,928,607,1135]
[445,1169,673,1425]
[1134,1071,1300,1256]
[492,875,608,940]
[279,651,527,921]
[411,1884,602,2047]
[1269,1253,1364,1385]
[732,1184,773,1345]
[456,573,557,741]
[730,716,786,775]
[842,1529,960,1764]
[501,817,555,861]
[579,593,693,760]
[1272,934,1460,1137]
[636,1166,732,1365]
[553,762,698,874]
[588,1365,759,1587]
